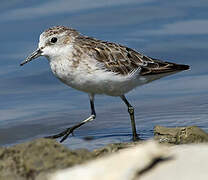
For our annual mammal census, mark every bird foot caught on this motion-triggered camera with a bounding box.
[45,127,75,143]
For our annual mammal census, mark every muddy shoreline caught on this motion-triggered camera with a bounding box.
[0,125,208,180]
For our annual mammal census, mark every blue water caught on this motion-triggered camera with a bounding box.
[1,0,208,150]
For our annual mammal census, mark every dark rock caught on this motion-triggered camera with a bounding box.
[93,141,140,157]
[154,126,208,144]
[0,138,94,180]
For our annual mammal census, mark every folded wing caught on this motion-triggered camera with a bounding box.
[75,36,189,76]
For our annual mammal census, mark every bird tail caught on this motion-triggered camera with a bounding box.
[169,63,190,71]
[140,57,190,76]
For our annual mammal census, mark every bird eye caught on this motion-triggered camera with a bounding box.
[50,37,57,43]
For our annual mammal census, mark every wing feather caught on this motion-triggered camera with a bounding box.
[74,36,189,76]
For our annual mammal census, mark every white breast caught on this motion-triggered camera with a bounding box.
[48,45,151,96]
[50,57,150,96]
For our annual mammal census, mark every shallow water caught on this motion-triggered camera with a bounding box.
[1,0,208,150]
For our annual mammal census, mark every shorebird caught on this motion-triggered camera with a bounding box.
[20,26,189,142]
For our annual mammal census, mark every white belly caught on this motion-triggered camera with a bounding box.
[49,58,150,96]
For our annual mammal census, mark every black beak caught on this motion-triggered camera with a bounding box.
[20,48,42,66]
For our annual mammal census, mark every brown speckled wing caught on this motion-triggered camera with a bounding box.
[75,36,189,76]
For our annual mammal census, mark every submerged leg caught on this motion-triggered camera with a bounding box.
[120,95,139,141]
[46,94,96,143]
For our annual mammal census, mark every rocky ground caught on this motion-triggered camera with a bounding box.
[0,125,208,180]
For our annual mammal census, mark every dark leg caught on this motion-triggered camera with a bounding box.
[45,94,96,143]
[120,95,139,141]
